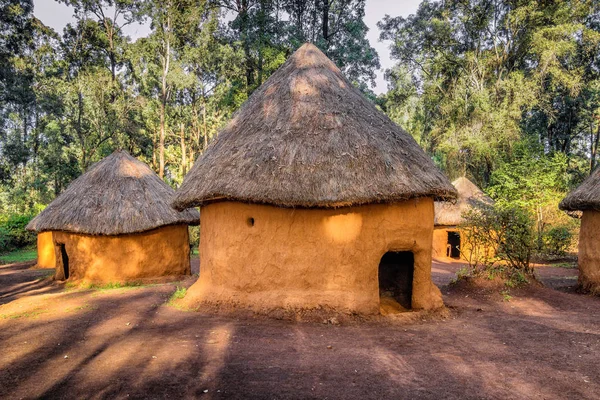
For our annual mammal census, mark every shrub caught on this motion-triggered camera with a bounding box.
[0,213,36,253]
[460,203,535,275]
[542,226,573,256]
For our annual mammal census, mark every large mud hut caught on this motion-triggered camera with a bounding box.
[173,43,457,315]
[27,150,199,282]
[433,177,492,260]
[559,169,600,294]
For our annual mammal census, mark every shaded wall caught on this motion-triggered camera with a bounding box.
[52,224,191,282]
[36,231,56,269]
[578,211,600,293]
[184,199,443,315]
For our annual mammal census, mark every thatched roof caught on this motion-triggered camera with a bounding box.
[173,43,456,210]
[27,150,199,235]
[560,167,600,212]
[434,177,492,226]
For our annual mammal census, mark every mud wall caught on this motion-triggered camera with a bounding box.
[185,199,443,314]
[52,224,191,282]
[36,231,56,269]
[432,228,451,258]
[578,211,600,293]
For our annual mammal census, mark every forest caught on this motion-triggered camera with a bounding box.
[1,0,599,254]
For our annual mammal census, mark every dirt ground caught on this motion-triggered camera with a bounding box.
[0,257,598,399]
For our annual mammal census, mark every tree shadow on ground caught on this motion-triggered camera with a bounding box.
[0,261,599,399]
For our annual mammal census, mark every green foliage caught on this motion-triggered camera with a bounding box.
[543,226,573,256]
[0,0,381,221]
[460,203,536,274]
[188,225,199,251]
[380,0,600,187]
[495,204,536,273]
[0,213,35,253]
[168,286,187,305]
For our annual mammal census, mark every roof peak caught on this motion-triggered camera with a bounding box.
[173,43,456,209]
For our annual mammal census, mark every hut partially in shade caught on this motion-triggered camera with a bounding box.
[559,169,600,294]
[26,150,199,283]
[172,43,457,315]
[433,177,493,259]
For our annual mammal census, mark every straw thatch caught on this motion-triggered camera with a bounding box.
[173,43,456,210]
[434,177,492,226]
[27,150,199,235]
[560,167,600,212]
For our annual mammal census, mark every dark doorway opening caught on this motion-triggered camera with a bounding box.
[58,244,69,280]
[447,231,461,258]
[378,251,414,311]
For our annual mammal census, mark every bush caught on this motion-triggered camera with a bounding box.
[460,203,536,275]
[495,204,535,274]
[0,213,36,253]
[542,226,573,256]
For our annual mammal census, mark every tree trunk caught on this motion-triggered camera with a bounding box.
[202,97,208,151]
[159,101,166,178]
[159,13,171,179]
[180,122,187,176]
[321,0,329,44]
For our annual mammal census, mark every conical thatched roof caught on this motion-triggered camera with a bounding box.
[173,43,456,210]
[434,177,492,226]
[560,167,600,212]
[27,150,199,235]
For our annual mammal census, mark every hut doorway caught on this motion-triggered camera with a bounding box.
[447,231,461,258]
[378,251,414,312]
[56,243,69,280]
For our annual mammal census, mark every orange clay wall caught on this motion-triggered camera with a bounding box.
[432,227,451,258]
[36,231,56,269]
[52,224,191,283]
[184,199,443,315]
[578,211,600,293]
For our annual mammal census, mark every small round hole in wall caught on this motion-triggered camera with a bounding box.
[247,217,255,227]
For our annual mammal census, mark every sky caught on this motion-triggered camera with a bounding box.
[32,0,421,94]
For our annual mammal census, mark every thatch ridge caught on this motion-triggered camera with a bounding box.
[560,167,600,212]
[434,177,492,226]
[173,43,456,210]
[27,150,199,235]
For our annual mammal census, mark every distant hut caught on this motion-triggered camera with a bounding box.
[559,169,600,293]
[27,150,199,282]
[433,177,493,259]
[172,43,457,315]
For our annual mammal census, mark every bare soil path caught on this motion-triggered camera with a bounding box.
[0,258,598,399]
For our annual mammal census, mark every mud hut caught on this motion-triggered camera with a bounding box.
[27,150,199,282]
[559,169,600,293]
[433,177,492,259]
[173,43,457,315]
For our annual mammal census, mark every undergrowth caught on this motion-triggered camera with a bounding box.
[167,286,187,307]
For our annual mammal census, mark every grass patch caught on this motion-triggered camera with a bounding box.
[0,248,37,264]
[64,303,97,313]
[501,289,512,302]
[168,286,187,305]
[65,281,155,292]
[166,286,189,309]
[553,262,578,269]
[1,309,48,319]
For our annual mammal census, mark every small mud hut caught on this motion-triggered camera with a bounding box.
[559,169,600,293]
[433,177,492,259]
[27,150,199,282]
[173,43,457,315]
